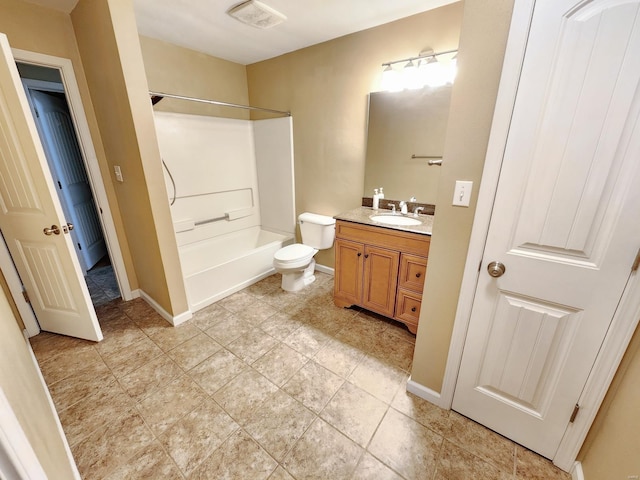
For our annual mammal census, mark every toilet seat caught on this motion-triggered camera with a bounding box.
[274,243,316,269]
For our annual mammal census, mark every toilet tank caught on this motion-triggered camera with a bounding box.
[298,212,336,249]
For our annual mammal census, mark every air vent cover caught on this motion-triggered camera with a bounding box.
[227,0,287,29]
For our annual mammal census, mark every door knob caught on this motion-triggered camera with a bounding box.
[487,261,506,278]
[43,225,61,236]
[67,222,74,231]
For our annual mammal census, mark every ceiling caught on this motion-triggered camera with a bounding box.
[23,0,458,65]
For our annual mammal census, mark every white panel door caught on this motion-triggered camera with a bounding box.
[0,34,102,342]
[30,90,107,272]
[453,0,640,459]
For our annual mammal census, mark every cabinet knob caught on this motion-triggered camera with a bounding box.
[415,272,421,278]
[411,307,417,312]
[364,254,369,259]
[357,252,361,257]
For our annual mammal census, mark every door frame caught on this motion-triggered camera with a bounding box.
[4,49,133,334]
[0,386,48,479]
[429,0,640,471]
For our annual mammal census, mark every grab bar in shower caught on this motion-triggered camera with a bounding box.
[174,215,237,232]
[193,208,253,227]
[194,216,227,226]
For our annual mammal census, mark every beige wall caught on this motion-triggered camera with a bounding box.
[247,3,464,268]
[411,0,514,391]
[579,325,640,478]
[72,0,188,316]
[140,36,249,119]
[0,0,138,292]
[0,287,77,478]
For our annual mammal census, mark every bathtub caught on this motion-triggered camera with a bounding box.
[178,226,293,312]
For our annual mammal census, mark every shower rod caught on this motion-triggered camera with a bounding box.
[149,91,291,117]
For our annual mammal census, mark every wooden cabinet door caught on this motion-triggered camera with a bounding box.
[334,238,364,307]
[362,245,399,317]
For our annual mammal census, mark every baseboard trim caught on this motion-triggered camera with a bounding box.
[406,377,445,408]
[134,289,192,326]
[571,461,584,480]
[315,264,334,276]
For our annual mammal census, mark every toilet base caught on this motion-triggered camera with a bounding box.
[281,259,316,292]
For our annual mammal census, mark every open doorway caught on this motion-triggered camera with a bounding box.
[16,62,120,308]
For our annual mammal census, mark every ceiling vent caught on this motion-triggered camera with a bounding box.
[227,0,287,29]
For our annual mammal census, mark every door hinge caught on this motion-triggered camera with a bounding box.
[57,181,62,189]
[77,243,82,250]
[632,248,640,272]
[22,289,30,304]
[34,107,39,118]
[569,403,580,423]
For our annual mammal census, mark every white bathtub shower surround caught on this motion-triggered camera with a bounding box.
[154,112,296,311]
[180,227,291,311]
[254,117,296,235]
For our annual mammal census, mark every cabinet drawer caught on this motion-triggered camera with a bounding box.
[399,254,427,293]
[395,289,422,329]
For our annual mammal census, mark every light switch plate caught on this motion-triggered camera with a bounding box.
[114,165,124,183]
[453,180,472,207]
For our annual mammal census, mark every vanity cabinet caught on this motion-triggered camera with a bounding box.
[333,220,430,333]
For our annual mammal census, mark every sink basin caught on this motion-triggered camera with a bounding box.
[369,214,422,226]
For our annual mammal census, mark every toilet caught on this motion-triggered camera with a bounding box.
[273,212,336,292]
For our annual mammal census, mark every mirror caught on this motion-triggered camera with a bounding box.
[363,86,453,204]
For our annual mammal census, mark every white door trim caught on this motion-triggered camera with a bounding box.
[434,0,640,471]
[11,49,132,309]
[0,386,48,479]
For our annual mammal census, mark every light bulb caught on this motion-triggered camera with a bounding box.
[381,65,402,92]
[403,60,422,90]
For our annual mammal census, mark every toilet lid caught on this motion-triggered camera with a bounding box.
[274,243,315,263]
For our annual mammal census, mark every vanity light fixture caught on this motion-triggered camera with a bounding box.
[380,48,458,91]
[227,0,287,29]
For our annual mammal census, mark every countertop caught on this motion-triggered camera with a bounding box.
[334,206,433,236]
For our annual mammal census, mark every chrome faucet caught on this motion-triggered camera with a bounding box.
[399,201,408,215]
[390,203,397,214]
[413,206,425,217]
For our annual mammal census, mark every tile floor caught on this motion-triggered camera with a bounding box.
[30,272,571,480]
[85,261,120,307]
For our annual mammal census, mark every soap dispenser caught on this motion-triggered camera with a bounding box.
[372,189,379,209]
